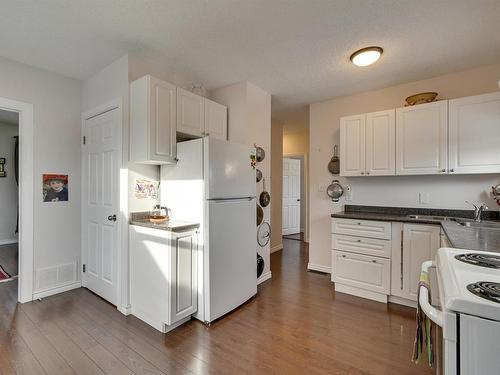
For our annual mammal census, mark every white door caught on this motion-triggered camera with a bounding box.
[282,158,301,235]
[177,88,205,137]
[204,99,227,140]
[396,100,448,175]
[340,114,366,176]
[401,224,440,301]
[365,109,395,176]
[82,107,121,305]
[449,92,500,174]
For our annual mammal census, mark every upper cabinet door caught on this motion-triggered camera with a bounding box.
[204,99,228,140]
[365,109,395,176]
[396,100,448,175]
[150,77,177,162]
[449,92,500,174]
[340,114,366,176]
[177,88,205,137]
[130,75,177,164]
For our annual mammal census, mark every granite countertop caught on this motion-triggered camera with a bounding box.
[129,212,199,233]
[331,205,500,253]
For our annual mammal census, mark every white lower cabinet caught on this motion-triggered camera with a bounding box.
[130,225,198,332]
[391,223,440,302]
[332,250,390,295]
[332,218,441,305]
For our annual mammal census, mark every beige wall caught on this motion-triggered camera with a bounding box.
[283,128,309,155]
[270,121,283,252]
[309,62,500,271]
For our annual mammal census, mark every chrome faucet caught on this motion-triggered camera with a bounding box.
[466,201,489,222]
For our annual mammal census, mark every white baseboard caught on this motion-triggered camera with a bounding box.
[334,283,388,304]
[388,295,417,309]
[270,243,283,253]
[0,238,18,246]
[118,304,132,316]
[307,263,331,274]
[257,271,272,284]
[32,281,82,301]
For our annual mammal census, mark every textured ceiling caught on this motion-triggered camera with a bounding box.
[1,0,500,122]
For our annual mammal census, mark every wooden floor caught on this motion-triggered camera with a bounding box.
[0,239,433,375]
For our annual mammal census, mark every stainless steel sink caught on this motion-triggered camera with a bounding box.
[457,220,500,229]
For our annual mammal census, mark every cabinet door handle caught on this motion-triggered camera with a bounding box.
[366,171,370,175]
[107,214,117,222]
[360,172,365,175]
[449,168,454,173]
[440,169,446,173]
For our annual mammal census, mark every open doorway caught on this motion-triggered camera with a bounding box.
[0,109,19,286]
[282,155,305,241]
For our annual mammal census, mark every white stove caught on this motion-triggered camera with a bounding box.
[420,248,500,375]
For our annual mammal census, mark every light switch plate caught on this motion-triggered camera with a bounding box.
[345,185,352,201]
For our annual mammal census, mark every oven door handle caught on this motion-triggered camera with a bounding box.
[419,260,443,327]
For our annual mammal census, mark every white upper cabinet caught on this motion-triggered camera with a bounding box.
[340,110,395,176]
[449,91,500,174]
[177,87,205,137]
[205,98,228,140]
[366,109,396,176]
[340,114,366,176]
[130,75,177,164]
[177,88,227,140]
[396,100,448,175]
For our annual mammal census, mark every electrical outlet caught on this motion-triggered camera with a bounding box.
[419,192,430,204]
[345,185,352,201]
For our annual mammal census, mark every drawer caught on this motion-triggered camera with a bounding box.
[332,218,391,239]
[332,234,391,258]
[331,250,390,295]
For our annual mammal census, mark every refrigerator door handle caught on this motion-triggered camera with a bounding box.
[209,197,256,202]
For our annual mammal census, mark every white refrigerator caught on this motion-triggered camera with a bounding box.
[161,137,257,323]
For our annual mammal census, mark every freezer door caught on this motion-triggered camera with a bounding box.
[206,198,257,322]
[205,137,256,199]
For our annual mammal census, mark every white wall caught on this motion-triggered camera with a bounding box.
[0,56,82,293]
[309,62,500,270]
[0,122,18,243]
[212,82,272,281]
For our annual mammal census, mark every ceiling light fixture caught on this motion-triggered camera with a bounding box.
[350,46,383,67]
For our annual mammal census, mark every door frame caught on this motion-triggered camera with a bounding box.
[283,152,309,242]
[81,98,126,312]
[0,96,34,303]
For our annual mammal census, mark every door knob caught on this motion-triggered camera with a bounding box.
[107,214,117,222]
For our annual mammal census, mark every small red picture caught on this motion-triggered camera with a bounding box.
[43,174,69,202]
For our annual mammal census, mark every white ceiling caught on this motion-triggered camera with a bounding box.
[0,109,19,125]
[1,0,500,123]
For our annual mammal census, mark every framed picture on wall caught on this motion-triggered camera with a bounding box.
[43,174,69,202]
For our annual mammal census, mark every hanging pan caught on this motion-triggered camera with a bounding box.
[256,168,263,183]
[255,144,266,162]
[257,204,264,226]
[259,178,271,207]
[328,145,340,175]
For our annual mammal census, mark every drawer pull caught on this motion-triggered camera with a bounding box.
[341,255,347,258]
[357,239,361,242]
[357,222,361,225]
[372,260,377,263]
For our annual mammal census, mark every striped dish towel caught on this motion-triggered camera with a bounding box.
[412,269,435,367]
